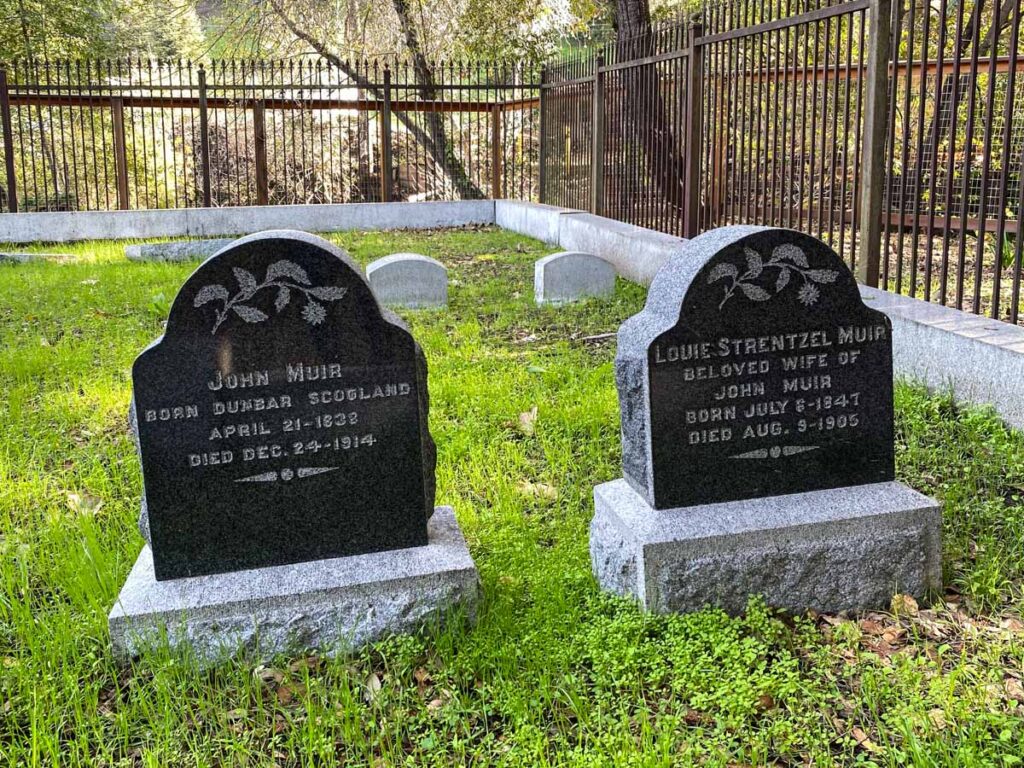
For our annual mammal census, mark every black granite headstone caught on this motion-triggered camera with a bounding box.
[131,231,436,580]
[617,226,894,509]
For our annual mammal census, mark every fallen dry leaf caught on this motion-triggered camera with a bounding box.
[1004,678,1024,702]
[254,665,285,687]
[276,681,306,705]
[881,626,907,645]
[288,655,321,674]
[891,594,920,616]
[66,491,103,516]
[851,726,883,753]
[999,617,1024,633]
[518,406,538,435]
[859,619,886,636]
[364,672,383,703]
[517,480,557,501]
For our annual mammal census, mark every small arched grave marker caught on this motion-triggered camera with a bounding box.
[591,226,941,616]
[110,231,478,663]
[366,253,448,308]
[534,251,616,305]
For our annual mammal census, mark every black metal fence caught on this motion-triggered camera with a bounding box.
[0,59,540,212]
[2,1,1024,324]
[542,0,1024,323]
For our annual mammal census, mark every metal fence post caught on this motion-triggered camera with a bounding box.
[253,100,268,205]
[110,97,130,210]
[590,53,605,216]
[683,21,704,239]
[0,68,18,213]
[538,66,547,204]
[380,65,394,203]
[857,0,893,286]
[491,104,502,199]
[197,64,212,208]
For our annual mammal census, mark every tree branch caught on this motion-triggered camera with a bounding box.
[264,0,483,199]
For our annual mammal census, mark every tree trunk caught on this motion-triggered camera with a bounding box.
[612,0,686,219]
[265,0,483,201]
[391,0,483,199]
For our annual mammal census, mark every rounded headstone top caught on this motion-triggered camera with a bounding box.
[619,226,868,359]
[534,250,614,267]
[366,252,447,275]
[157,230,387,340]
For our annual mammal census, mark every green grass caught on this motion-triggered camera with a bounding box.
[1,227,1023,766]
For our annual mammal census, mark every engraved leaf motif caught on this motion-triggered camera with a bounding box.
[266,259,310,285]
[233,267,259,297]
[775,268,791,293]
[744,247,763,278]
[308,286,348,301]
[773,243,809,267]
[739,282,771,301]
[194,284,228,307]
[274,286,291,312]
[232,304,268,323]
[807,269,839,283]
[707,262,738,284]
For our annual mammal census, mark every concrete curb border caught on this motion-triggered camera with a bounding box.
[3,198,1023,428]
[0,200,496,243]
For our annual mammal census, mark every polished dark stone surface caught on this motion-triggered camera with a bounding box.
[616,226,894,510]
[131,231,435,580]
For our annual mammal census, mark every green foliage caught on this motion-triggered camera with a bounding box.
[1,228,1023,765]
[0,0,203,61]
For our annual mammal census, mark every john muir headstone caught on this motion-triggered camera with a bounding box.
[592,226,941,615]
[132,232,435,579]
[110,231,478,662]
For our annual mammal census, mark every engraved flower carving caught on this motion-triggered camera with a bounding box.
[797,283,821,306]
[301,301,327,325]
[194,259,347,334]
[707,244,838,310]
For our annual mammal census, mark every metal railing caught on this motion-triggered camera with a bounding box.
[542,0,1024,323]
[0,59,540,212]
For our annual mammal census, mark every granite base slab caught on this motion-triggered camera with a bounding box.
[109,506,479,664]
[591,479,942,615]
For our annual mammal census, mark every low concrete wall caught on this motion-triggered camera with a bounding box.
[494,200,577,245]
[495,200,685,285]
[0,200,496,243]
[497,200,1024,429]
[861,286,1024,429]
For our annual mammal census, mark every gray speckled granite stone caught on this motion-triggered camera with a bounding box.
[534,251,616,305]
[366,253,448,308]
[860,285,1024,430]
[109,506,478,664]
[617,227,766,502]
[125,239,236,262]
[591,479,942,615]
[0,252,42,263]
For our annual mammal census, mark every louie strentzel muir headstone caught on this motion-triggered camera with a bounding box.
[591,226,941,615]
[109,231,478,663]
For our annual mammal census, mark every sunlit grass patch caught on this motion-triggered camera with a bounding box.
[1,226,1022,765]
